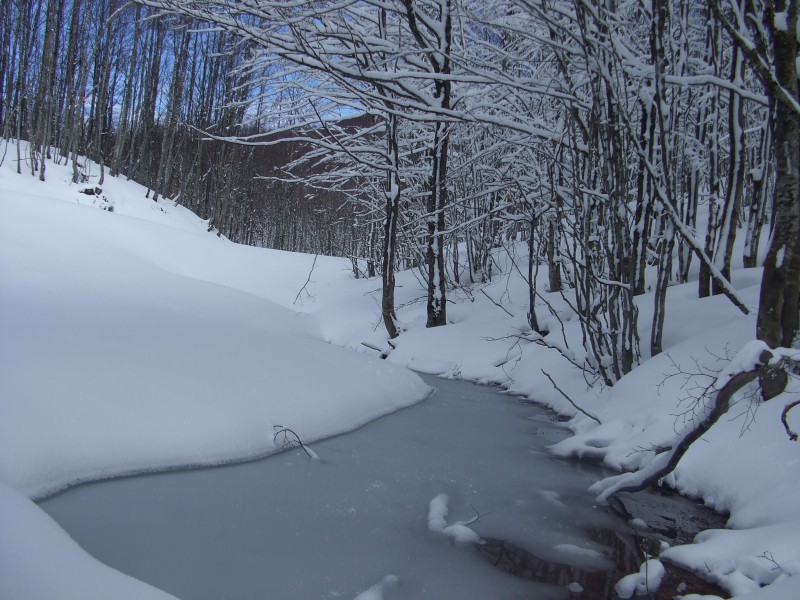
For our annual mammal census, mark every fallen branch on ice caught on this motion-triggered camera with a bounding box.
[273,425,319,460]
[427,493,484,544]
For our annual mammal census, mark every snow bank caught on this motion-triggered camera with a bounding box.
[614,558,665,598]
[0,480,175,600]
[0,189,429,499]
[0,147,430,599]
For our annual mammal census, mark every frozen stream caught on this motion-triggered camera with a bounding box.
[39,376,659,599]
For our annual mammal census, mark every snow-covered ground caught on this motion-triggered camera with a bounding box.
[1,141,798,598]
[0,145,430,599]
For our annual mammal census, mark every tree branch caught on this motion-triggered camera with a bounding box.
[541,369,601,425]
[590,345,790,501]
[273,425,318,460]
[479,288,514,318]
[782,400,800,442]
[293,254,318,305]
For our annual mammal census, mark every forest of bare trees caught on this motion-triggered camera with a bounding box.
[2,0,798,386]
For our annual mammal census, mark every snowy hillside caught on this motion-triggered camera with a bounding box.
[0,146,430,598]
[1,142,799,599]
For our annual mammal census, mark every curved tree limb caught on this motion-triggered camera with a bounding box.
[293,254,318,305]
[782,400,800,442]
[541,369,601,425]
[590,345,795,501]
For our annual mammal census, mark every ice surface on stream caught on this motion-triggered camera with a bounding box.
[40,376,619,600]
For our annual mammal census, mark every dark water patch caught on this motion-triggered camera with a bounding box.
[478,537,616,598]
[476,490,728,599]
[612,488,727,546]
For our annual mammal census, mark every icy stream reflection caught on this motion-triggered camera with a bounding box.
[40,375,631,599]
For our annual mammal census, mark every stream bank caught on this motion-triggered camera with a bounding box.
[40,375,729,599]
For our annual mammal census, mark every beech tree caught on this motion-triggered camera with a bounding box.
[748,0,800,349]
[1,0,795,381]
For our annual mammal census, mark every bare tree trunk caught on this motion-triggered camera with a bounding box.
[112,3,141,177]
[403,0,452,328]
[712,40,746,294]
[698,14,722,299]
[154,22,190,201]
[649,0,676,357]
[136,19,164,191]
[425,117,450,328]
[527,213,542,334]
[757,0,800,349]
[0,0,12,137]
[381,113,401,339]
[14,0,43,172]
[631,96,656,296]
[31,0,61,180]
[742,122,771,268]
[546,217,562,293]
[58,0,83,163]
[69,9,93,183]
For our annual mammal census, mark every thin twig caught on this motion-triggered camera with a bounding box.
[479,288,514,318]
[293,254,318,305]
[541,369,601,424]
[455,500,491,527]
[273,425,317,459]
[757,551,783,572]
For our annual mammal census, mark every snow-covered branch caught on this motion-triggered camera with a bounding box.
[590,341,798,501]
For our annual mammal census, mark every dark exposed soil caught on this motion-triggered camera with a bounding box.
[476,487,729,599]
